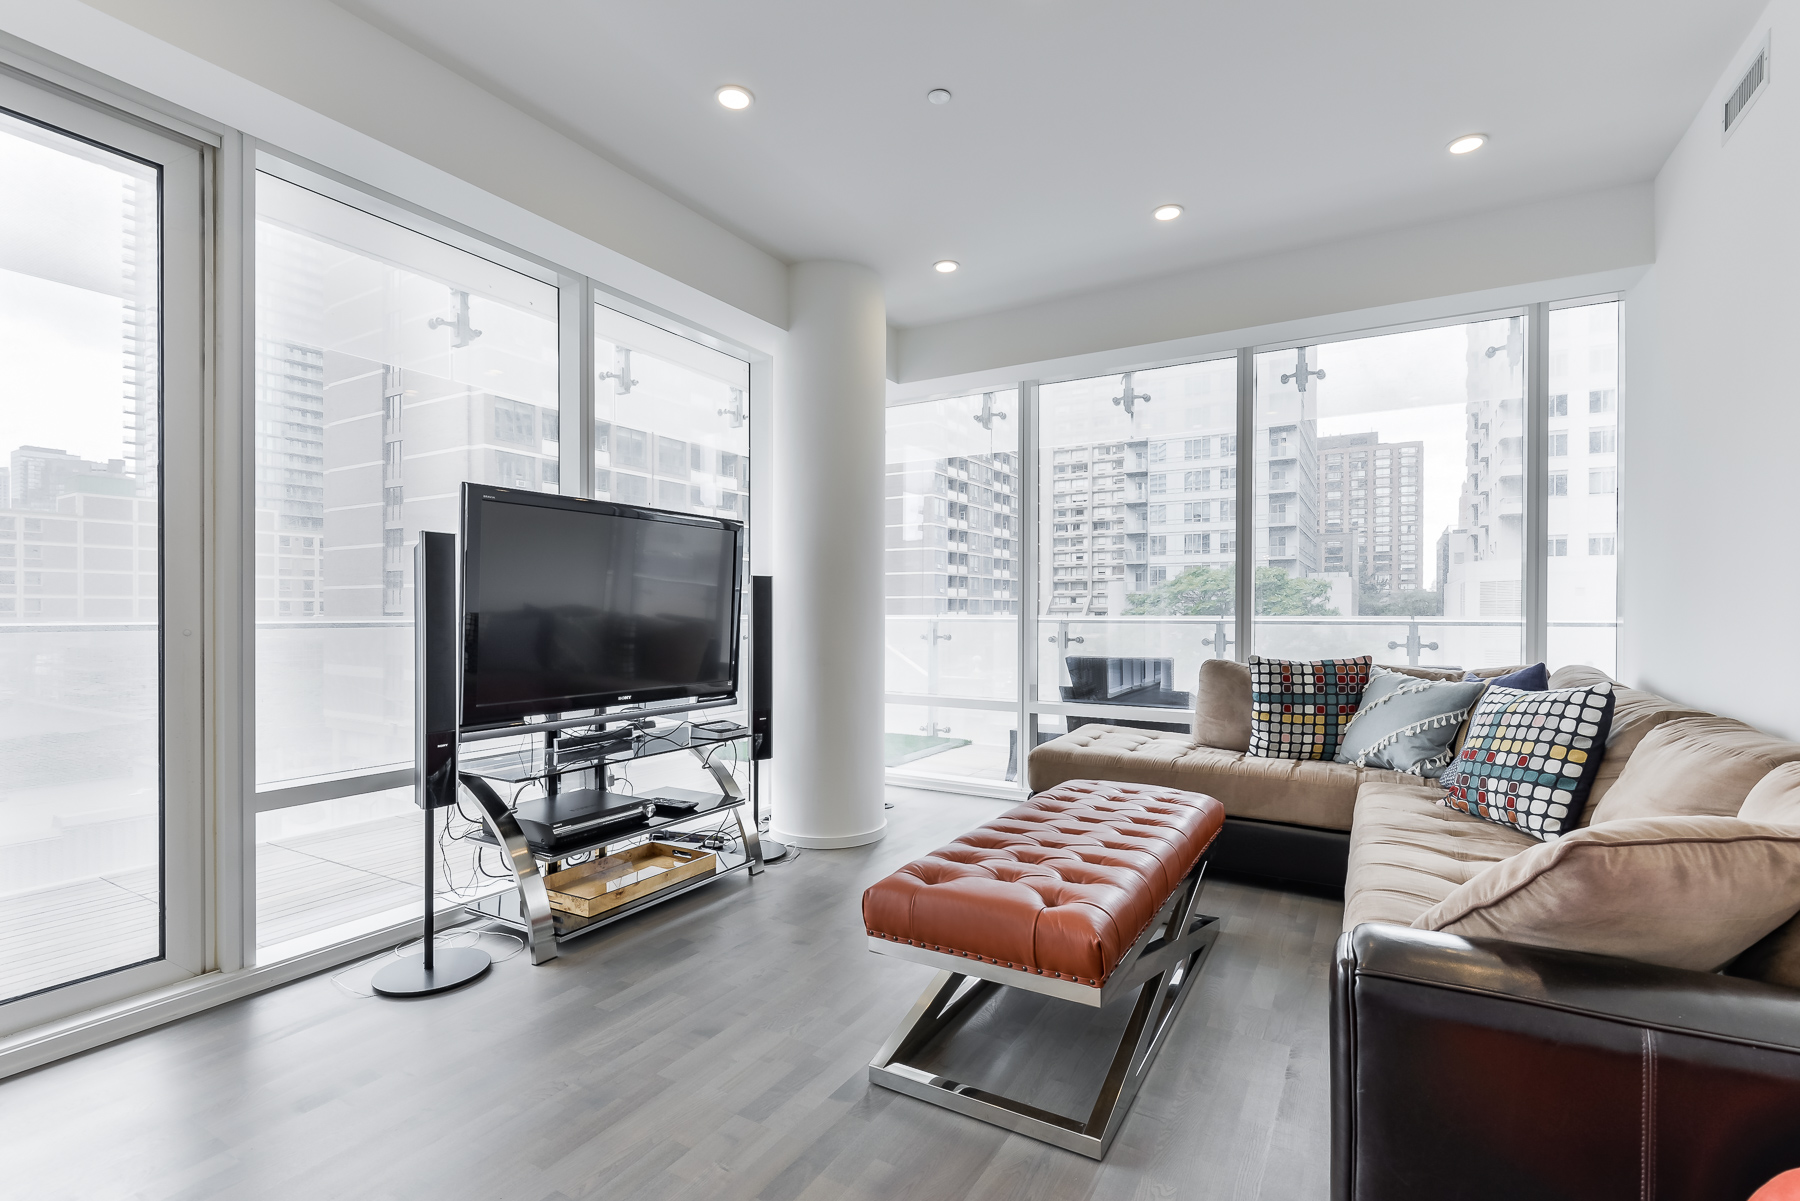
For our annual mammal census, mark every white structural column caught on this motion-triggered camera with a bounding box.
[770,261,888,849]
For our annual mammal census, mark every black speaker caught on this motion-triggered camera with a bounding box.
[751,574,772,761]
[416,530,459,809]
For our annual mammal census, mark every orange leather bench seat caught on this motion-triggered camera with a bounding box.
[863,780,1225,987]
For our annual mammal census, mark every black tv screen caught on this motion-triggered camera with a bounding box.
[460,484,743,727]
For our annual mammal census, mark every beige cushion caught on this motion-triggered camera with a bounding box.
[1026,725,1411,831]
[1732,766,1800,987]
[1192,658,1251,752]
[1548,666,1709,825]
[1728,915,1800,991]
[1740,762,1800,827]
[1588,716,1800,825]
[1344,778,1537,931]
[1414,817,1800,972]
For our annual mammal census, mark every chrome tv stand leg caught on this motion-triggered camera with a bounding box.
[461,772,559,964]
[693,744,764,874]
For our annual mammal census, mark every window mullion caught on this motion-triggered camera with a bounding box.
[561,275,594,497]
[1019,380,1041,760]
[1525,302,1549,665]
[1234,347,1255,661]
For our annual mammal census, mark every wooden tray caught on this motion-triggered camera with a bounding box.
[544,842,717,918]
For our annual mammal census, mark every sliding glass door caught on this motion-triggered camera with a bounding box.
[0,78,205,1032]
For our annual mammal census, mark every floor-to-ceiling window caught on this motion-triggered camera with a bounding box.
[885,303,1623,797]
[0,81,205,1028]
[588,301,756,802]
[1252,316,1526,668]
[252,171,563,962]
[883,390,1021,788]
[1036,360,1238,744]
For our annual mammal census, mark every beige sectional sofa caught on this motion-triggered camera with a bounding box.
[1033,660,1800,1197]
[1027,663,1800,951]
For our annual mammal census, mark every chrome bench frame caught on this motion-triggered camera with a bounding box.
[867,854,1219,1159]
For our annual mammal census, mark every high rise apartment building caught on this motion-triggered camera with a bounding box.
[1255,355,1322,581]
[1317,433,1426,595]
[1545,308,1620,623]
[0,164,160,624]
[885,449,1020,615]
[1443,321,1527,618]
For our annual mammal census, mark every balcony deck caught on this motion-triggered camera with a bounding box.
[0,812,490,1003]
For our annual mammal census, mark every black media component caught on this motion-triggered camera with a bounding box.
[751,574,772,761]
[460,484,745,729]
[416,530,460,810]
[509,789,659,855]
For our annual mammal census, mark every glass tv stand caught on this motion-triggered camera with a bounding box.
[456,719,764,964]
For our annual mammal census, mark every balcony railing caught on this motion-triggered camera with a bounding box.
[885,612,1620,712]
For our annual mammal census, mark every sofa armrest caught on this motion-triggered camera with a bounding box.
[1332,923,1800,1201]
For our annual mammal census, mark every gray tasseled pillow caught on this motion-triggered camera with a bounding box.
[1334,666,1488,775]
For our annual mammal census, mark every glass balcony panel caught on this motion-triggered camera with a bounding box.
[884,703,1017,788]
[255,788,503,963]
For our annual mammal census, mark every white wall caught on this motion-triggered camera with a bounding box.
[894,184,1653,384]
[1621,0,1798,736]
[0,0,789,331]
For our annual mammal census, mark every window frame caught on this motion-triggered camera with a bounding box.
[0,72,209,1039]
[884,293,1624,800]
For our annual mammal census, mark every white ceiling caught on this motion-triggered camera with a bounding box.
[333,0,1762,328]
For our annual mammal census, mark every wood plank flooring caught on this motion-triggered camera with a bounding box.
[0,787,1343,1201]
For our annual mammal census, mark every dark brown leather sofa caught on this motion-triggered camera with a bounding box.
[1028,663,1800,1198]
[1332,925,1800,1201]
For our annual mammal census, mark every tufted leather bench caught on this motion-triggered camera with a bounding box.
[863,779,1226,1159]
[864,780,1225,986]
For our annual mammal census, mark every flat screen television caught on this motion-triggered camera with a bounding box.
[460,483,744,728]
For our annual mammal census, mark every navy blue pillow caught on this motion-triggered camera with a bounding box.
[1464,662,1548,692]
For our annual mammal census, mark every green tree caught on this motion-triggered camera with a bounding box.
[1252,566,1338,616]
[1357,587,1445,617]
[1126,565,1338,617]
[1125,565,1234,615]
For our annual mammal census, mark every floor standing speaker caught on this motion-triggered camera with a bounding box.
[750,575,786,861]
[752,575,772,761]
[373,531,491,997]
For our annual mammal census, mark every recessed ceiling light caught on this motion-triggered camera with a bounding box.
[716,85,754,110]
[1153,204,1184,222]
[927,88,952,105]
[934,260,960,273]
[1448,133,1487,155]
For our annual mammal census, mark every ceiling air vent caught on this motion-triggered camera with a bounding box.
[1724,34,1771,142]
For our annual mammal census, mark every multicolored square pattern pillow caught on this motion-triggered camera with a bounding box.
[1439,681,1617,840]
[1248,655,1371,761]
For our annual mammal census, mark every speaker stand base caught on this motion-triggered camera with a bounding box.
[370,946,491,997]
[760,839,789,862]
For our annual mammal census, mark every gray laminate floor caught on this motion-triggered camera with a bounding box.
[0,787,1343,1201]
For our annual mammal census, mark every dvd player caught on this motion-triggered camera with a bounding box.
[510,789,653,852]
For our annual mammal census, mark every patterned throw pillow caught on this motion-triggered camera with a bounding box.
[1248,655,1371,761]
[1439,681,1617,840]
[1333,667,1488,775]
